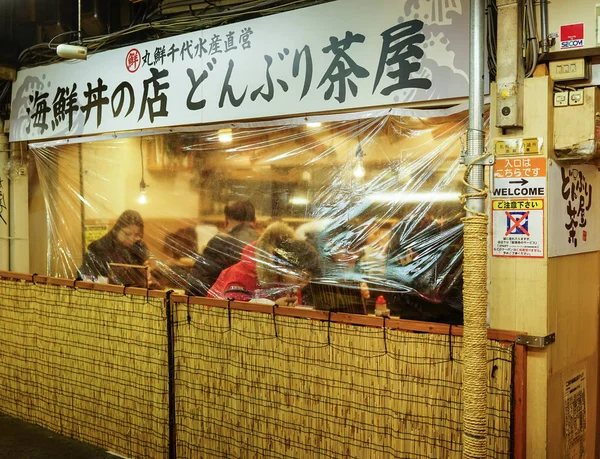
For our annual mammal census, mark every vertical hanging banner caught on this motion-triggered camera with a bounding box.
[9,0,472,142]
[548,160,600,257]
[492,157,546,258]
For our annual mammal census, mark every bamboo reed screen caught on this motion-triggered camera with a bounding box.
[0,279,169,459]
[173,302,513,458]
[0,277,514,458]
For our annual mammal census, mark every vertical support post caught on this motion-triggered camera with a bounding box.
[9,142,29,273]
[462,0,489,457]
[79,144,85,257]
[512,343,527,459]
[165,290,177,459]
[0,121,9,270]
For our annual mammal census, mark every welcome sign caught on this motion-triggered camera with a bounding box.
[10,0,471,142]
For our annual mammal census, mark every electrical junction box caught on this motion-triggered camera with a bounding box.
[548,0,599,52]
[549,59,588,81]
[554,86,600,161]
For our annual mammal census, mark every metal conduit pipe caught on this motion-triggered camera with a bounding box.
[540,0,549,54]
[462,0,489,457]
[0,120,9,270]
[467,0,486,212]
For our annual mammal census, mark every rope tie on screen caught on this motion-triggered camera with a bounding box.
[461,156,489,458]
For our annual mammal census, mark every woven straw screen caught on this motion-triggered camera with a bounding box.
[0,279,169,459]
[173,302,513,458]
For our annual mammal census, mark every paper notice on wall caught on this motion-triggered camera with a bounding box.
[84,224,109,249]
[564,370,587,459]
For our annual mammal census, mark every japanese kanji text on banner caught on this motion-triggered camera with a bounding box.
[10,0,472,142]
[548,160,600,257]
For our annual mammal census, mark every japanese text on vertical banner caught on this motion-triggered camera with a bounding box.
[10,0,470,142]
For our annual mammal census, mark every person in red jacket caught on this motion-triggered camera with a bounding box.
[208,222,320,306]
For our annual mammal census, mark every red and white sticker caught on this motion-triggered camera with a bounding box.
[560,23,584,49]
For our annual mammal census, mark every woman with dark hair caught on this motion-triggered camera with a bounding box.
[79,210,150,287]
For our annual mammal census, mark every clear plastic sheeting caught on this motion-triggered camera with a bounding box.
[30,110,470,324]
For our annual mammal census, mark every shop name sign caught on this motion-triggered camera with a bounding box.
[10,0,470,142]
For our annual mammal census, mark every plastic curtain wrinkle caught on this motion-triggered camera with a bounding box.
[30,110,481,324]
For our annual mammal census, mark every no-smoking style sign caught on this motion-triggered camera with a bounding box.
[492,158,546,258]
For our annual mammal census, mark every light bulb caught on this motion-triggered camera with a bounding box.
[137,189,147,205]
[353,160,366,179]
[218,128,233,143]
[306,122,322,128]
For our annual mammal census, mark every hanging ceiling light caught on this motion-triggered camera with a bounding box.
[137,181,148,205]
[352,128,366,179]
[306,122,322,128]
[137,138,148,205]
[218,128,233,143]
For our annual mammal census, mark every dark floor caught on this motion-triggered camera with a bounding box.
[0,414,119,459]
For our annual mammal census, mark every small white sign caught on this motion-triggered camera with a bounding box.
[548,160,600,257]
[492,199,544,258]
[492,157,547,198]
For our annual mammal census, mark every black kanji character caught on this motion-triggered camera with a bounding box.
[154,46,166,66]
[111,82,135,118]
[239,27,253,50]
[219,59,247,108]
[142,49,153,66]
[209,34,222,55]
[318,31,370,103]
[51,83,79,130]
[139,68,170,122]
[26,90,51,134]
[167,43,180,63]
[180,40,194,61]
[292,45,313,100]
[80,78,110,128]
[194,37,208,58]
[225,31,237,52]
[373,20,432,96]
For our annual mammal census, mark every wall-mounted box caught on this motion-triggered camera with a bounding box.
[554,86,600,160]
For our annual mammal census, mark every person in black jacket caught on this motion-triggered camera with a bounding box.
[186,200,258,296]
[78,210,150,287]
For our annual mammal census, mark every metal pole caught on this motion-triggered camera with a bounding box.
[467,0,486,213]
[462,0,489,457]
[540,0,549,54]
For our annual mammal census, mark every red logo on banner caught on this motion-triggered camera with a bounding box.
[560,23,584,49]
[126,48,141,73]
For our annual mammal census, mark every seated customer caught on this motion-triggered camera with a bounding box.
[79,210,150,287]
[186,200,258,296]
[386,204,463,324]
[208,222,320,306]
[309,222,371,314]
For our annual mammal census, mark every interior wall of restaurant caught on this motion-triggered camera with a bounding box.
[82,136,199,221]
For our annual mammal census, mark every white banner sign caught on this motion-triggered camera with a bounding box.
[549,160,600,257]
[10,0,471,142]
